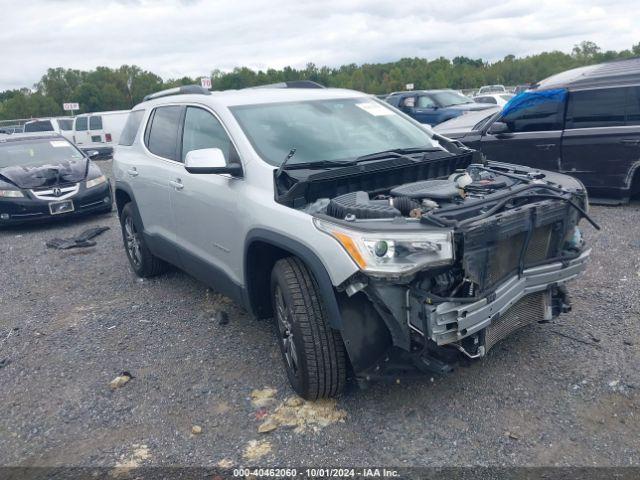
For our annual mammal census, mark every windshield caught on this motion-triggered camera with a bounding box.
[24,120,54,132]
[231,98,438,166]
[0,139,84,168]
[431,91,473,107]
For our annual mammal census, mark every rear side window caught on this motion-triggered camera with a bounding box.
[119,110,145,146]
[145,106,182,160]
[75,117,88,131]
[57,119,73,130]
[476,96,497,104]
[24,120,53,132]
[566,87,627,128]
[499,89,566,132]
[181,107,235,162]
[89,116,103,130]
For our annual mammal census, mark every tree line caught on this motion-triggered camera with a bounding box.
[1,41,638,121]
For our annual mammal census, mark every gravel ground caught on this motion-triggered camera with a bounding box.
[0,159,639,468]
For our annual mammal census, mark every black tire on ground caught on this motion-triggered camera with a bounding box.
[120,202,166,277]
[270,257,347,399]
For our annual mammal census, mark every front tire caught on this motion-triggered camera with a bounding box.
[120,202,166,277]
[271,257,347,399]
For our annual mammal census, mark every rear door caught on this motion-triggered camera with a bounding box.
[479,89,566,171]
[74,116,90,146]
[561,86,640,197]
[412,94,440,125]
[132,105,184,258]
[170,105,244,293]
[88,115,105,147]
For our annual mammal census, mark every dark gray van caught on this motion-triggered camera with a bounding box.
[442,58,640,203]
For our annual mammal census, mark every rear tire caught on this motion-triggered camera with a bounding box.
[270,257,347,399]
[120,202,166,277]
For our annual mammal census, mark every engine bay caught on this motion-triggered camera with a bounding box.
[320,165,528,222]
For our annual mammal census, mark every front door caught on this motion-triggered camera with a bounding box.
[170,105,244,296]
[480,89,566,171]
[411,95,439,125]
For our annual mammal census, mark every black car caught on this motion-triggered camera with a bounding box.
[0,133,113,225]
[438,58,640,204]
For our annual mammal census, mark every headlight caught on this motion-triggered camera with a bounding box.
[86,175,107,189]
[0,189,24,198]
[314,218,454,277]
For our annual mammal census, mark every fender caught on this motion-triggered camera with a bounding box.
[114,180,145,230]
[244,228,344,330]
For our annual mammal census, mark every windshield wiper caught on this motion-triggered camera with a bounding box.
[355,147,442,163]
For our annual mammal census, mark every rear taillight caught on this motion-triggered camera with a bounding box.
[105,133,112,142]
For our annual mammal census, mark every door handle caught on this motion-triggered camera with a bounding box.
[535,143,555,150]
[620,139,640,146]
[126,168,138,177]
[169,179,184,190]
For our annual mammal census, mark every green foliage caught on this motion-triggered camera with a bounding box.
[0,41,636,120]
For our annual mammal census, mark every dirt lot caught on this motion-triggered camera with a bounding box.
[1,159,639,468]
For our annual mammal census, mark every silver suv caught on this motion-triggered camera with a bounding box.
[114,83,594,399]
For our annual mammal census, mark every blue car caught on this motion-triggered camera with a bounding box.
[386,89,494,126]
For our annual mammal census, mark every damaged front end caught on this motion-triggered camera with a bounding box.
[289,156,596,382]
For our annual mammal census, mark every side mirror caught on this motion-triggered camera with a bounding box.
[86,150,100,159]
[488,121,510,135]
[184,148,243,176]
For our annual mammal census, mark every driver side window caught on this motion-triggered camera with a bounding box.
[181,107,237,163]
[417,96,436,108]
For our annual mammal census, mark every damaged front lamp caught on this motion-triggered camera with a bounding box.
[85,175,107,189]
[314,218,454,276]
[0,189,24,198]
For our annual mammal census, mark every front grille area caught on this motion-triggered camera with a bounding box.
[484,292,546,351]
[462,201,568,294]
[31,183,79,201]
[482,225,554,291]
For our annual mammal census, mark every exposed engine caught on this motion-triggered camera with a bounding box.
[323,165,523,221]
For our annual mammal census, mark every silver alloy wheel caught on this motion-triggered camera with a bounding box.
[274,285,298,375]
[124,216,142,267]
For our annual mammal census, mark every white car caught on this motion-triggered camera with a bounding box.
[73,110,130,158]
[23,117,75,142]
[477,84,507,95]
[473,93,514,106]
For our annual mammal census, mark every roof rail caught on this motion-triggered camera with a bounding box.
[143,85,211,102]
[249,80,326,89]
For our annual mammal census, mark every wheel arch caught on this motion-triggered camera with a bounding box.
[244,229,344,330]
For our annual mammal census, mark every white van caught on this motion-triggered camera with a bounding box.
[24,117,75,142]
[73,110,129,158]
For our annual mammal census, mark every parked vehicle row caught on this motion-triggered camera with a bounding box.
[10,110,130,159]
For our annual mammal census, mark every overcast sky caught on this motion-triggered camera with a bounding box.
[0,0,637,91]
